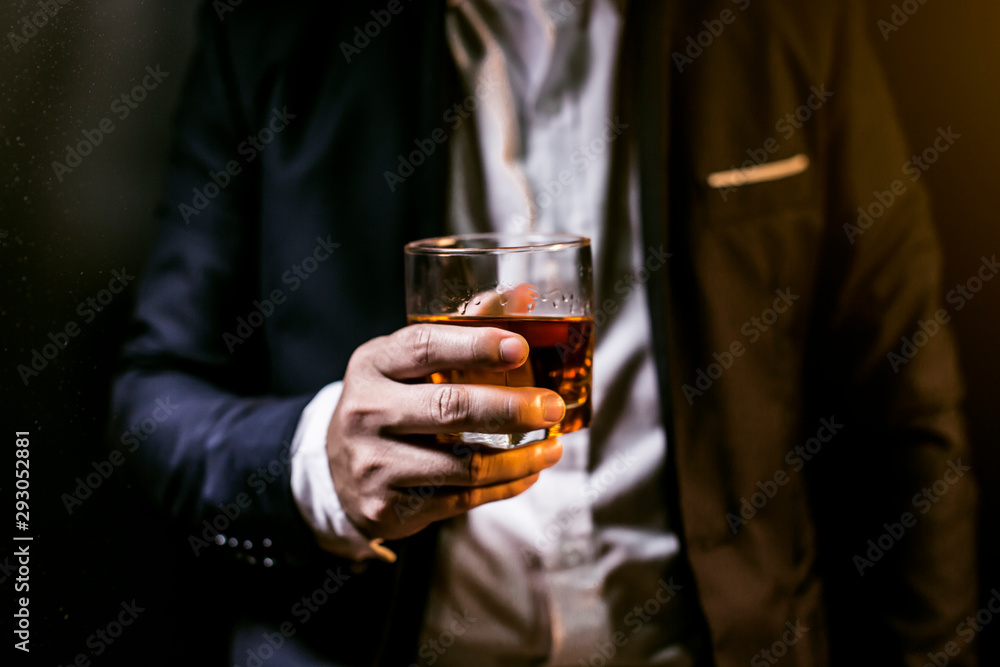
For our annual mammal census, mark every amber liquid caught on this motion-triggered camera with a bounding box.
[408,315,594,438]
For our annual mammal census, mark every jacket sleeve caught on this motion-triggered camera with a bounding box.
[809,2,978,663]
[108,3,321,566]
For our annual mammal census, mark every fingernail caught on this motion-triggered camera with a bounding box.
[544,440,563,464]
[499,337,528,364]
[542,394,566,423]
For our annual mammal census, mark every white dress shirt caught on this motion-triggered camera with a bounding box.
[291,1,709,665]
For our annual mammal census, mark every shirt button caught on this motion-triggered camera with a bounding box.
[560,538,590,568]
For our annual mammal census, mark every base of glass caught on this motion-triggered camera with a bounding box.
[457,428,549,449]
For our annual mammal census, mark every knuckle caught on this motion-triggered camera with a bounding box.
[466,452,487,485]
[433,384,471,426]
[503,393,522,430]
[455,487,480,513]
[352,449,386,485]
[410,325,435,368]
[346,340,378,379]
[336,397,376,435]
[360,496,392,525]
[335,441,385,490]
[470,329,490,365]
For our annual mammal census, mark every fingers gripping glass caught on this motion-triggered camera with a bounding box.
[405,233,595,449]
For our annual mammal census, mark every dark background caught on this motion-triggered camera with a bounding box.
[2,1,997,665]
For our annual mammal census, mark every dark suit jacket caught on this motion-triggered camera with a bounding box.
[110,1,977,665]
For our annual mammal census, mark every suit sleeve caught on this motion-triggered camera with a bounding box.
[812,2,978,663]
[108,4,322,566]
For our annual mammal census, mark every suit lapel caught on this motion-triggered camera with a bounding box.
[375,4,452,665]
[625,0,685,533]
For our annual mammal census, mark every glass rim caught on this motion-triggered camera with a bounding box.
[405,233,590,256]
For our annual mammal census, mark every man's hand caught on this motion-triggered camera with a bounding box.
[327,324,566,542]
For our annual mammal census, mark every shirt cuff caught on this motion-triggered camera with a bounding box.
[290,381,397,563]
